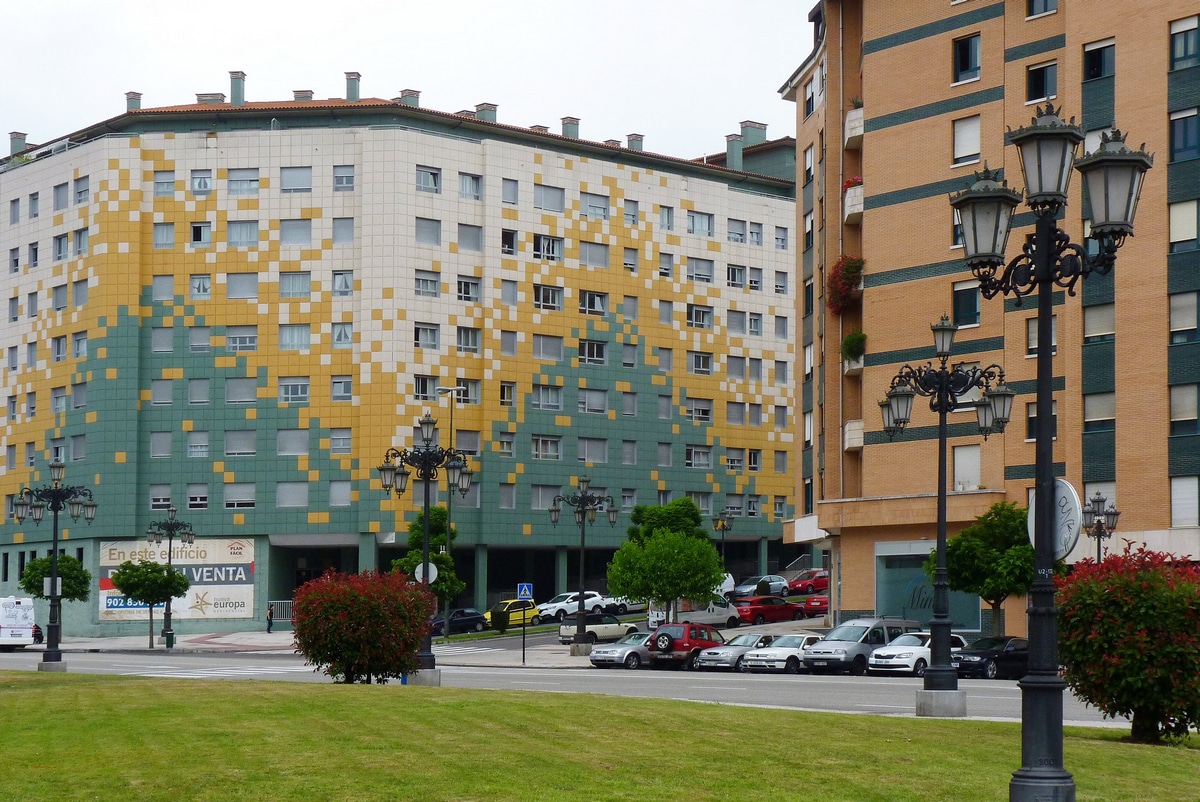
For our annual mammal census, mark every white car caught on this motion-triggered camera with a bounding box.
[867,632,968,677]
[559,613,640,645]
[742,633,823,673]
[538,591,615,622]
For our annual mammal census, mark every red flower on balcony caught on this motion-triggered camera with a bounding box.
[842,176,863,191]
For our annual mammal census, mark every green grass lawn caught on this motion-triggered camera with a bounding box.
[3,673,1196,802]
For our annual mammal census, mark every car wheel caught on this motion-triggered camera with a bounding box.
[785,657,801,674]
[682,651,698,671]
[985,660,998,680]
[591,606,603,615]
[792,611,804,620]
[586,632,597,644]
[727,617,740,629]
[655,633,675,652]
[803,583,815,595]
[530,615,541,626]
[850,657,867,676]
[555,610,566,622]
[735,656,747,673]
[624,653,641,670]
[625,627,638,637]
[473,622,483,632]
[617,604,628,615]
[913,659,928,678]
[753,614,765,625]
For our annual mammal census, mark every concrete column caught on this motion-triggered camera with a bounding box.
[474,545,489,611]
[758,537,770,575]
[555,546,569,594]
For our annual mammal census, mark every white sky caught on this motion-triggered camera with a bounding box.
[5,1,816,161]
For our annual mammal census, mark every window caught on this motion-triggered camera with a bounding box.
[494,431,515,458]
[416,166,441,193]
[728,356,745,380]
[1171,385,1199,435]
[803,79,815,116]
[1026,315,1058,355]
[727,264,746,288]
[775,227,789,250]
[331,164,354,192]
[687,304,713,329]
[1085,392,1118,433]
[332,323,353,349]
[624,199,638,225]
[534,284,562,310]
[499,381,516,407]
[953,209,965,247]
[655,347,673,372]
[533,234,563,261]
[53,182,68,210]
[28,242,37,267]
[224,325,256,352]
[804,411,814,447]
[533,334,562,361]
[1084,304,1117,343]
[534,183,564,212]
[330,429,351,455]
[456,326,481,354]
[280,324,310,351]
[331,376,353,401]
[224,219,257,248]
[26,342,35,366]
[687,211,713,236]
[1026,401,1058,440]
[686,445,712,469]
[188,379,210,405]
[188,327,208,353]
[413,375,437,401]
[659,252,674,278]
[8,247,17,273]
[279,166,311,193]
[26,291,37,317]
[1170,110,1199,162]
[415,269,440,297]
[150,485,171,511]
[660,205,674,230]
[224,483,256,510]
[73,228,89,256]
[533,435,562,460]
[576,388,607,415]
[1027,0,1057,15]
[581,192,609,219]
[579,290,608,316]
[187,484,208,511]
[1170,201,1199,252]
[804,146,814,183]
[227,273,258,299]
[276,483,308,509]
[1027,61,1058,103]
[333,271,354,297]
[687,257,714,283]
[332,217,354,245]
[53,235,68,261]
[686,398,712,423]
[280,272,311,298]
[728,219,746,243]
[225,430,256,457]
[414,323,440,350]
[749,222,763,246]
[774,316,788,338]
[953,115,981,165]
[804,212,814,250]
[280,219,311,247]
[153,223,175,249]
[188,431,210,458]
[578,339,607,365]
[74,176,89,204]
[226,378,257,404]
[9,198,17,224]
[228,168,259,195]
[580,241,609,267]
[8,345,18,369]
[72,381,87,408]
[953,34,981,82]
[191,170,212,195]
[623,343,637,367]
[1172,17,1199,70]
[458,224,483,252]
[499,330,518,357]
[728,310,746,334]
[53,284,67,311]
[51,387,66,414]
[775,361,789,385]
[28,192,38,218]
[623,295,638,320]
[1083,40,1115,80]
[953,280,981,326]
[7,298,15,322]
[151,379,173,405]
[279,377,310,404]
[953,445,981,491]
[154,171,174,196]
[73,279,87,307]
[726,447,745,471]
[689,351,713,375]
[578,437,607,463]
[500,229,517,255]
[26,391,35,418]
[623,248,638,272]
[415,217,441,246]
[502,178,518,204]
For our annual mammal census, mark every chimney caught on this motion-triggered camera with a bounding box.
[530,125,550,133]
[627,133,644,151]
[561,116,580,138]
[229,71,246,107]
[740,120,768,146]
[125,92,142,112]
[293,90,314,101]
[456,109,477,119]
[475,103,498,122]
[345,72,361,102]
[196,93,226,105]
[725,134,744,171]
[10,132,27,156]
[399,89,420,107]
[604,139,621,147]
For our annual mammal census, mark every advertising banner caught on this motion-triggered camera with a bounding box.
[98,539,256,621]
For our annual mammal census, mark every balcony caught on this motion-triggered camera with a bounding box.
[843,419,864,452]
[844,106,863,150]
[843,184,863,225]
[843,355,864,376]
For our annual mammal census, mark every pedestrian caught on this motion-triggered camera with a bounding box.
[266,603,274,633]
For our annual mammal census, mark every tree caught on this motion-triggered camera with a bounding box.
[626,497,709,547]
[19,554,92,603]
[391,506,467,639]
[1057,546,1200,743]
[607,528,726,622]
[293,569,435,683]
[924,501,1036,635]
[109,560,190,648]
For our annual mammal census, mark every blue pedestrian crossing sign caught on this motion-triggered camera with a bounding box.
[517,583,533,601]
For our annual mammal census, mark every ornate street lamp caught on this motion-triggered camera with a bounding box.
[881,316,1012,710]
[950,103,1151,802]
[146,506,195,649]
[13,461,98,667]
[711,509,733,562]
[1085,491,1121,563]
[377,412,474,670]
[548,475,618,647]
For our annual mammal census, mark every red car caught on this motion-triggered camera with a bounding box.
[802,594,830,618]
[733,596,806,625]
[788,569,830,595]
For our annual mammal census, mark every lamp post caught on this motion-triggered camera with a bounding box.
[377,412,474,670]
[950,103,1151,802]
[13,461,98,666]
[881,316,1014,704]
[146,506,195,649]
[548,475,617,646]
[1085,491,1121,563]
[711,509,733,562]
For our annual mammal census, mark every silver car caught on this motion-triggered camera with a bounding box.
[695,632,776,672]
[589,632,653,670]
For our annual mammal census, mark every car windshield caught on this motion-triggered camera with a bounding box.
[969,636,1010,650]
[889,634,928,647]
[824,624,868,642]
[772,635,811,648]
[618,633,648,645]
[740,576,764,585]
[728,633,763,647]
[799,570,821,580]
[545,593,572,604]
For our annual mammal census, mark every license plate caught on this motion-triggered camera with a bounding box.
[812,660,827,666]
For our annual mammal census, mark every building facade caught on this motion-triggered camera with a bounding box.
[0,73,800,635]
[782,0,1200,634]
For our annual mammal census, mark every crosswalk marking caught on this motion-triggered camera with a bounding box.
[432,644,503,655]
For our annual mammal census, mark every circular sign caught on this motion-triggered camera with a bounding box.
[413,562,439,583]
[1027,478,1083,561]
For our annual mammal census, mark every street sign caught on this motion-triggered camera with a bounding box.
[517,583,533,601]
[413,562,439,583]
[1027,478,1082,561]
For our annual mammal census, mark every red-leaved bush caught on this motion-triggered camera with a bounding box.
[292,569,435,684]
[1056,545,1200,742]
[826,255,865,315]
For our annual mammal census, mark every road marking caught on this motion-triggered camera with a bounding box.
[124,665,315,679]
[432,645,503,654]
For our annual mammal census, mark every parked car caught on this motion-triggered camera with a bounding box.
[731,574,789,597]
[953,635,1029,679]
[867,632,968,677]
[801,594,830,618]
[803,617,922,675]
[787,569,830,596]
[430,607,488,635]
[604,597,647,615]
[589,632,653,670]
[743,633,823,673]
[483,599,541,627]
[647,592,740,630]
[695,632,776,672]
[732,596,805,624]
[538,591,615,622]
[559,613,639,644]
[649,622,726,670]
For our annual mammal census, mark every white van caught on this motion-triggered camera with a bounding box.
[646,575,739,629]
[0,596,36,650]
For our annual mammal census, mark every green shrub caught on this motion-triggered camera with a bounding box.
[490,607,510,634]
[841,331,867,361]
[755,578,771,596]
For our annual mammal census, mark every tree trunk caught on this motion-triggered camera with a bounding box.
[148,608,155,649]
[1129,709,1161,743]
[990,600,1004,635]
